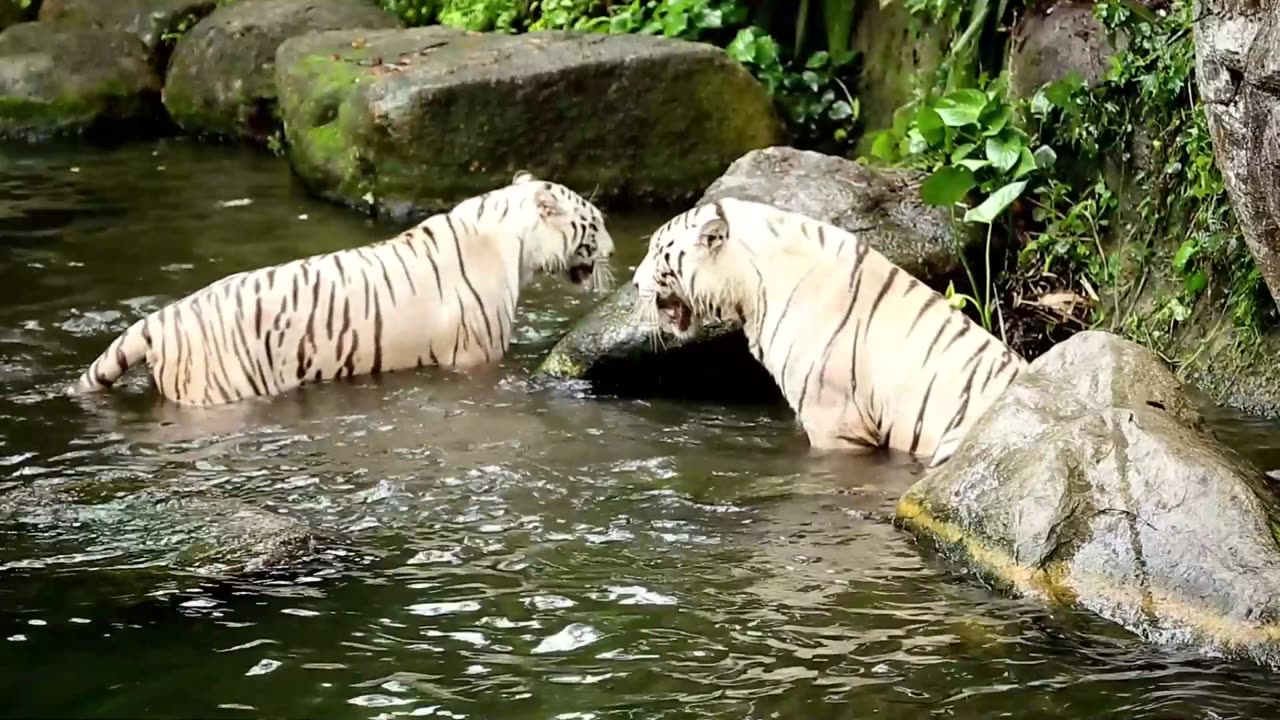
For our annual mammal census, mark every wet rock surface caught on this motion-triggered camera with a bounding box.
[163,0,400,142]
[534,147,975,399]
[0,482,332,577]
[37,0,218,68]
[275,27,783,220]
[1195,0,1280,310]
[898,330,1280,667]
[0,22,163,141]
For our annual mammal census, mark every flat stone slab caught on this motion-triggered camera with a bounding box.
[275,27,784,220]
[163,0,400,142]
[899,330,1280,668]
[0,22,163,141]
[534,147,975,399]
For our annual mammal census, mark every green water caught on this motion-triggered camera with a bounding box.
[1,140,1279,719]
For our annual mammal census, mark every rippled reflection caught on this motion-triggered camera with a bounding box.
[1,142,1278,719]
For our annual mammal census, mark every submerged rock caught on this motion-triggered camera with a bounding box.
[37,0,218,68]
[0,484,330,577]
[275,28,783,220]
[898,330,1280,667]
[1195,0,1280,310]
[0,23,163,141]
[534,147,976,399]
[163,0,400,142]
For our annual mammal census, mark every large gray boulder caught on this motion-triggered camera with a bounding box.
[37,0,218,68]
[1008,0,1123,100]
[1195,0,1280,311]
[163,0,400,142]
[275,28,784,220]
[0,22,163,141]
[0,484,329,577]
[534,147,977,399]
[899,330,1280,667]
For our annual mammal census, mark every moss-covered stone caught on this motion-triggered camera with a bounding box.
[0,22,163,141]
[275,28,785,219]
[900,330,1280,668]
[37,0,218,69]
[533,147,977,400]
[163,0,399,143]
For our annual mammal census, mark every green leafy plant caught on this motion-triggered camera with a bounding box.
[727,27,858,153]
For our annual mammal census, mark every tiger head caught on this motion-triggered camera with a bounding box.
[631,201,748,340]
[473,171,615,292]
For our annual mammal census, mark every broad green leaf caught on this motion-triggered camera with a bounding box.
[1033,145,1058,169]
[870,131,896,161]
[806,51,830,69]
[1173,238,1199,271]
[829,100,854,120]
[725,28,757,63]
[1030,90,1053,116]
[950,143,977,163]
[963,180,1027,224]
[934,90,986,127]
[958,158,991,172]
[1013,147,1037,179]
[1185,270,1209,295]
[945,88,989,111]
[921,166,976,207]
[985,135,1021,172]
[979,103,1011,135]
[916,106,944,145]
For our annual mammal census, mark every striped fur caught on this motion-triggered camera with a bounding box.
[630,198,1026,466]
[69,172,615,406]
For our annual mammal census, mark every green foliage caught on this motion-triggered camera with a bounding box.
[726,28,858,153]
[868,0,1269,356]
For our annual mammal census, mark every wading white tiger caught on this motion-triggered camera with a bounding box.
[630,199,1026,466]
[69,172,615,406]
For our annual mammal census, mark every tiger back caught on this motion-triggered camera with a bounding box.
[70,173,614,406]
[630,198,1026,466]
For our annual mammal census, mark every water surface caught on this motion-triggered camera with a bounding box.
[1,141,1279,719]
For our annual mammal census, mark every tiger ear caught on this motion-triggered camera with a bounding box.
[535,187,564,218]
[699,218,728,252]
[513,170,537,184]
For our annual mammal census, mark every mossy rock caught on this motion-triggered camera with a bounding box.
[163,0,400,143]
[37,0,218,69]
[534,147,977,400]
[0,22,163,141]
[899,330,1280,668]
[275,28,785,220]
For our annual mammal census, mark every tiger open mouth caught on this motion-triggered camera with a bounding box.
[655,293,693,333]
[567,262,594,285]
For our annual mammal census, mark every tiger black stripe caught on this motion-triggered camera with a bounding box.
[910,374,938,454]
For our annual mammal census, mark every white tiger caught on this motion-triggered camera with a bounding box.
[70,172,615,406]
[630,198,1026,466]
